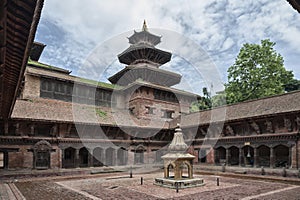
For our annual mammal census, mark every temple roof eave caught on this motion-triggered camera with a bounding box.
[108,65,182,87]
[118,46,172,65]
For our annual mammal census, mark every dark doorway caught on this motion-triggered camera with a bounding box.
[215,147,226,165]
[63,147,76,168]
[229,146,239,166]
[274,145,289,168]
[199,149,207,163]
[79,147,89,167]
[242,146,254,166]
[134,146,145,164]
[257,145,270,167]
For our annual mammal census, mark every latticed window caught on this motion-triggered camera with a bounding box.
[162,110,174,119]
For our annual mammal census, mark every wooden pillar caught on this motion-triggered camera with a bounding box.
[4,121,8,135]
[15,123,20,136]
[289,146,292,168]
[29,124,35,136]
[61,148,65,168]
[88,148,93,167]
[270,147,274,168]
[75,149,80,168]
[102,149,106,166]
[239,148,243,167]
[253,147,258,168]
[226,148,230,166]
[113,149,117,166]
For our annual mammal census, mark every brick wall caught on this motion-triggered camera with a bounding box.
[22,73,40,99]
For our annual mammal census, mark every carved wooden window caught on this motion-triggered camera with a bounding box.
[146,106,155,114]
[162,110,174,119]
[33,140,52,169]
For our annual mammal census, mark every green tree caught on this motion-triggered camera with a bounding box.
[225,39,294,103]
[284,78,300,92]
[190,87,212,112]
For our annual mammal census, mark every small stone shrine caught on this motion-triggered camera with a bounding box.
[154,124,205,189]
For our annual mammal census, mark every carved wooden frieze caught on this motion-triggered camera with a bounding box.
[249,121,260,134]
[265,120,274,133]
[284,118,292,132]
[223,125,235,136]
[295,116,300,131]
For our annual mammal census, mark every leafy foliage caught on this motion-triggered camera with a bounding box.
[190,87,212,112]
[284,79,300,92]
[225,39,294,104]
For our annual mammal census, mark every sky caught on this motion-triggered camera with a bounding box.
[35,0,300,95]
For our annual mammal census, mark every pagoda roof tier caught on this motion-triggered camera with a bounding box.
[118,44,172,66]
[119,79,200,99]
[128,20,162,46]
[128,30,161,46]
[108,65,181,87]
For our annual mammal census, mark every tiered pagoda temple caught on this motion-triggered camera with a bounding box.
[0,21,299,175]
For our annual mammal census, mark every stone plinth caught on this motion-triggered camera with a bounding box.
[154,177,205,189]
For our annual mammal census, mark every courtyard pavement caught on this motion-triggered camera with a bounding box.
[1,171,300,200]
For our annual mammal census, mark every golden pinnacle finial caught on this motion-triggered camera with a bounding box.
[142,20,148,31]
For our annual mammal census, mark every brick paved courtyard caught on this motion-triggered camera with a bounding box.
[1,172,300,200]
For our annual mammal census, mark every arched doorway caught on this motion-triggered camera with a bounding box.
[181,162,191,178]
[274,145,289,168]
[242,146,254,166]
[117,147,126,166]
[199,149,207,163]
[33,140,52,169]
[79,147,89,167]
[134,146,145,164]
[166,163,175,178]
[215,147,226,165]
[106,147,114,166]
[257,145,270,167]
[229,146,239,166]
[63,147,76,168]
[93,147,103,167]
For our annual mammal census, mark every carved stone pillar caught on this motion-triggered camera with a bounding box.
[253,147,258,168]
[226,148,230,166]
[270,147,274,168]
[239,148,243,167]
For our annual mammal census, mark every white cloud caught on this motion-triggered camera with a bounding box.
[36,0,300,95]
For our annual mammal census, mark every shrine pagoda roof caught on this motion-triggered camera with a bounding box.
[108,64,181,87]
[127,20,161,46]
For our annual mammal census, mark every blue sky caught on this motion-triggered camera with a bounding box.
[35,0,300,95]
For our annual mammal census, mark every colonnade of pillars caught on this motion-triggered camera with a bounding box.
[215,145,291,168]
[62,147,129,168]
[61,146,149,168]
